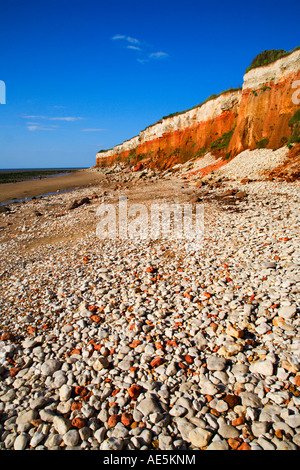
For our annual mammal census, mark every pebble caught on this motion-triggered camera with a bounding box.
[101,438,124,450]
[207,439,229,450]
[200,380,220,396]
[59,384,72,402]
[137,398,162,416]
[278,305,296,319]
[30,397,49,410]
[30,432,45,448]
[285,415,300,429]
[251,421,269,437]
[63,429,80,447]
[41,359,61,376]
[176,418,196,442]
[250,360,274,377]
[14,433,29,450]
[218,421,240,439]
[94,427,106,444]
[53,416,72,435]
[239,392,262,408]
[0,169,299,451]
[206,356,227,371]
[159,434,173,450]
[189,427,213,448]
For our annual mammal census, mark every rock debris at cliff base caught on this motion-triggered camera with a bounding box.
[0,166,299,450]
[173,147,290,182]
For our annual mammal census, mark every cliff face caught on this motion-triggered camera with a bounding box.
[96,49,300,169]
[97,91,241,169]
[229,49,300,155]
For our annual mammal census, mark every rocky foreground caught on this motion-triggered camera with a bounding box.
[0,162,299,450]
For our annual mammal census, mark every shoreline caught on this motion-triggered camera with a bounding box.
[0,168,104,204]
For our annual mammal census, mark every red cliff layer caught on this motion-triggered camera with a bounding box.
[104,109,237,170]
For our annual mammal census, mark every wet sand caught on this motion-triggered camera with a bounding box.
[0,169,104,203]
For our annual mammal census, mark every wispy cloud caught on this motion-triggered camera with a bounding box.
[111,33,169,64]
[80,128,107,132]
[23,115,84,122]
[111,34,126,41]
[27,124,57,131]
[55,116,81,121]
[137,51,169,65]
[23,114,84,132]
[127,45,142,51]
[127,37,140,45]
[112,34,141,45]
[149,52,169,60]
[137,58,150,64]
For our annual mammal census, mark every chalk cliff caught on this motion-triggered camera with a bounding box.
[96,49,300,169]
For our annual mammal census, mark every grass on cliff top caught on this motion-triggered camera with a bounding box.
[245,45,300,73]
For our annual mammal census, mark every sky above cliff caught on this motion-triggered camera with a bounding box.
[0,0,299,168]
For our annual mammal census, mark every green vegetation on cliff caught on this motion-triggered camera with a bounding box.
[289,109,300,126]
[256,137,270,149]
[288,108,300,147]
[210,127,235,151]
[246,46,300,73]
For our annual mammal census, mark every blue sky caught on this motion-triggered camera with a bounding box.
[0,0,299,169]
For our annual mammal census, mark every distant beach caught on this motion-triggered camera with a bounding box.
[0,168,80,184]
[0,168,103,204]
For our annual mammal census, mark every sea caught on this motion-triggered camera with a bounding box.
[0,167,87,173]
[0,167,89,205]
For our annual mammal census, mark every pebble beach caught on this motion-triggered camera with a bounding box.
[0,152,300,451]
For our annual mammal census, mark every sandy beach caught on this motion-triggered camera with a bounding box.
[0,168,104,204]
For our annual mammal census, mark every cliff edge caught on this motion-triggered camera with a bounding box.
[96,48,300,171]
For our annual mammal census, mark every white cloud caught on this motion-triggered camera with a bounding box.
[22,115,48,120]
[112,34,126,40]
[137,58,150,64]
[127,45,142,51]
[51,117,83,122]
[126,36,140,45]
[137,51,169,65]
[111,34,141,45]
[111,34,169,64]
[23,115,83,122]
[149,52,169,59]
[80,128,107,132]
[27,125,57,131]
